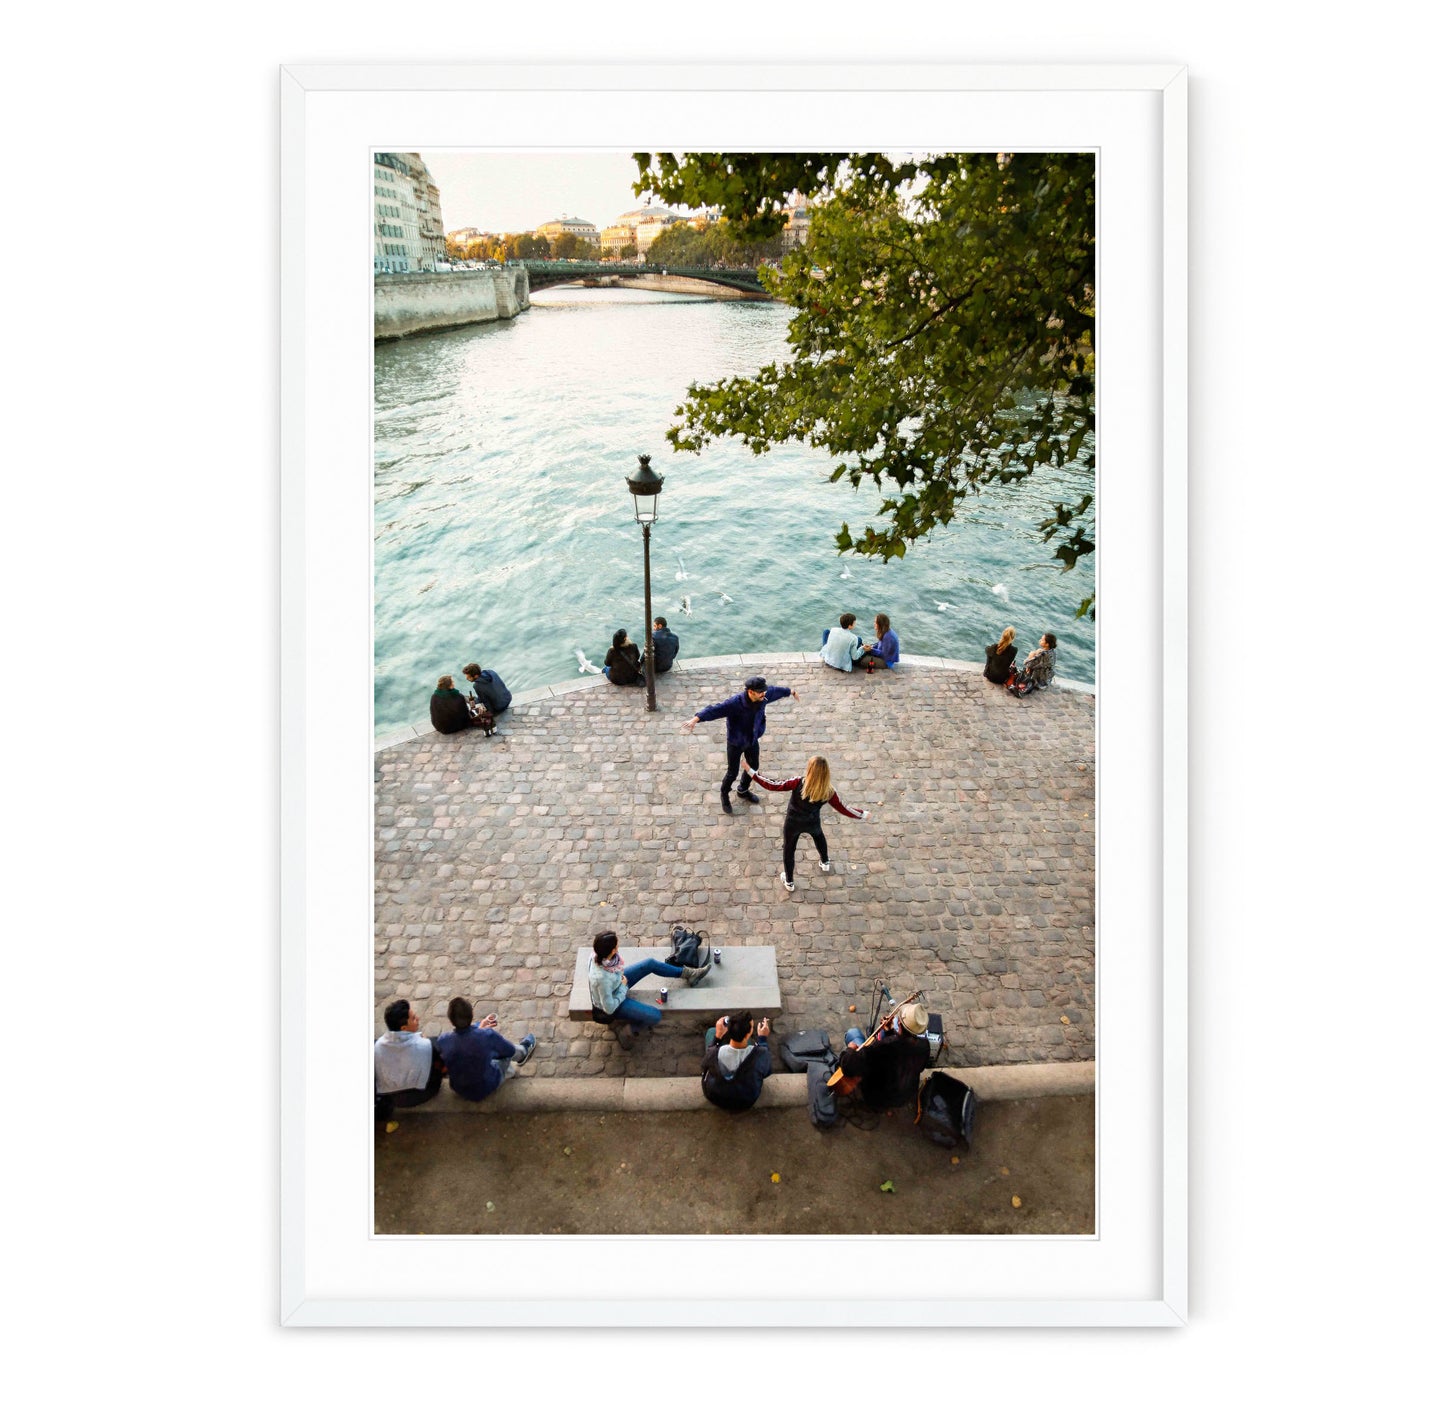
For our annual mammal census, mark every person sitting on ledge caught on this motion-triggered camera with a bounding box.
[430,674,486,734]
[838,1001,932,1112]
[462,662,512,715]
[1008,633,1058,696]
[860,613,900,672]
[374,999,444,1122]
[435,996,535,1102]
[983,626,1018,684]
[701,1011,773,1111]
[820,613,867,672]
[651,616,680,673]
[603,628,645,686]
[587,929,712,1032]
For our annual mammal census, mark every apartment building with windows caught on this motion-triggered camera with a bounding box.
[374,152,445,272]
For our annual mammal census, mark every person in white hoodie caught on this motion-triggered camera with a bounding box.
[374,999,443,1122]
[819,613,866,673]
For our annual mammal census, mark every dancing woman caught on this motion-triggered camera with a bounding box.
[741,755,868,893]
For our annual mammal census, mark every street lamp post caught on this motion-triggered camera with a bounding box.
[625,453,665,713]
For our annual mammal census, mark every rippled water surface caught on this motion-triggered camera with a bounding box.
[374,287,1095,732]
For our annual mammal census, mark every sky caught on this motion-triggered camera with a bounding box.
[419,151,687,235]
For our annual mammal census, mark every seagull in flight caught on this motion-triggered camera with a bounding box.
[680,596,694,617]
[574,648,602,674]
[991,582,1010,603]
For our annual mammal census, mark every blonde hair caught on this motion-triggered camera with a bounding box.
[437,674,454,689]
[801,756,834,803]
[998,627,1015,650]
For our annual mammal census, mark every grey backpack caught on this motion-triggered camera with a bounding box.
[806,1060,841,1130]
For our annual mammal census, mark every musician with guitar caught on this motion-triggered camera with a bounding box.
[833,995,932,1111]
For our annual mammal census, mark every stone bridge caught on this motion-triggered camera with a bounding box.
[522,260,769,299]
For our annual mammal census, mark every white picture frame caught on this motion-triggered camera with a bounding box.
[280,62,1187,1327]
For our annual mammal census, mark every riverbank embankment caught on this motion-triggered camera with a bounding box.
[374,654,1095,1080]
[374,266,530,340]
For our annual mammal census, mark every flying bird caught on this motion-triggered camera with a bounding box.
[680,596,694,617]
[840,564,852,579]
[574,648,602,674]
[934,600,953,611]
[991,582,1010,603]
[675,554,690,581]
[716,591,734,604]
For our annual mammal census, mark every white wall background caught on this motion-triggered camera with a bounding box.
[4,1,1435,1392]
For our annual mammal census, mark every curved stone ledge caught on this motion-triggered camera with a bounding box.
[375,652,1095,753]
[406,1059,1095,1114]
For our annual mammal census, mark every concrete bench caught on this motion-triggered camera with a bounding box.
[568,946,780,1021]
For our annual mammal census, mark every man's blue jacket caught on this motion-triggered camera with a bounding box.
[694,686,791,747]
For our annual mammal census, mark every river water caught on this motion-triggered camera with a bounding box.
[373,286,1095,733]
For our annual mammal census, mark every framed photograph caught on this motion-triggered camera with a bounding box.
[281,62,1187,1326]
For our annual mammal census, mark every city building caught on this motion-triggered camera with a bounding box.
[782,192,813,249]
[599,224,637,256]
[536,215,600,249]
[373,151,445,273]
[632,210,685,257]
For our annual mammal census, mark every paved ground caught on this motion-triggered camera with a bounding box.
[375,655,1094,1077]
[375,1093,1095,1235]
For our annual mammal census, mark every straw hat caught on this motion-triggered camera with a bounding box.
[899,1003,929,1036]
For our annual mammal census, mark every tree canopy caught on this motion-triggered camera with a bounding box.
[646,219,783,269]
[632,152,1096,616]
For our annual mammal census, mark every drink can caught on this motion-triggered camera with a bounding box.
[659,988,668,1005]
[712,948,722,965]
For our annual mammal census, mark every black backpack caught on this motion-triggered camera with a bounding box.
[669,925,708,970]
[807,1060,841,1130]
[780,1029,836,1073]
[916,1071,977,1149]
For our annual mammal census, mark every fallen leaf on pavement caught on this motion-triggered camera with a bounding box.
[880,1181,895,1193]
[385,1121,399,1134]
[486,1201,495,1212]
[1000,1166,1010,1175]
[1011,1196,1022,1209]
[951,1157,960,1165]
[770,1173,781,1184]
[563,1147,573,1156]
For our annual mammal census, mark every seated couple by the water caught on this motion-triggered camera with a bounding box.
[820,613,900,674]
[983,627,1058,694]
[429,663,512,735]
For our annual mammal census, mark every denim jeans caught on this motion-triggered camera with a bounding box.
[612,957,688,1027]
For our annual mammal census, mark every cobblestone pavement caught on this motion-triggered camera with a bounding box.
[375,656,1095,1078]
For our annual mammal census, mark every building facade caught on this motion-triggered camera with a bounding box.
[782,192,812,249]
[374,151,445,273]
[536,215,600,249]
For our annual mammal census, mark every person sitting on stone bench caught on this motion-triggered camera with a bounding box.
[701,1010,773,1111]
[374,998,444,1122]
[435,995,536,1103]
[587,929,711,1036]
[838,1002,932,1112]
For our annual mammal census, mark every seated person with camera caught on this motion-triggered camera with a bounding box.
[700,1011,772,1111]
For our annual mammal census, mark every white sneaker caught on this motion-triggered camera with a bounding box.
[780,871,795,892]
[819,860,831,873]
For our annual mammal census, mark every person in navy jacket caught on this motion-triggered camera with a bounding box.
[434,996,536,1103]
[685,674,798,814]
